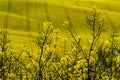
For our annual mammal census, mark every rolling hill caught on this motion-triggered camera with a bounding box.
[0,0,120,43]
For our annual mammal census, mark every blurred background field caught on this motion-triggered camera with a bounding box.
[0,0,120,44]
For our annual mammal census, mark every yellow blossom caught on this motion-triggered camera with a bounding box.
[116,55,120,64]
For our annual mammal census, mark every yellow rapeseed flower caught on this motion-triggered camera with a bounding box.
[116,55,120,64]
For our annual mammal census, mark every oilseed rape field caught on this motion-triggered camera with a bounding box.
[0,0,120,80]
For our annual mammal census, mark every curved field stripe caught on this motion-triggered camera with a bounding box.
[104,2,111,11]
[26,0,33,40]
[73,0,88,17]
[44,0,51,22]
[59,0,78,37]
[0,28,38,38]
[104,2,117,31]
[0,11,39,23]
[26,0,31,33]
[3,0,12,29]
[104,13,117,31]
[60,0,73,28]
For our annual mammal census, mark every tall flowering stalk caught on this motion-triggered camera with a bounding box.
[35,22,58,79]
[86,7,105,79]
